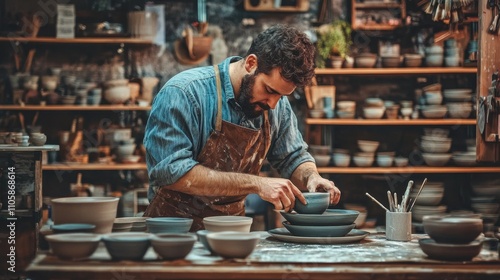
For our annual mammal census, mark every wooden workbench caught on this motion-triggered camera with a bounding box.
[26,232,500,280]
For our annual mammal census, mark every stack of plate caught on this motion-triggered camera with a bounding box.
[267,209,370,244]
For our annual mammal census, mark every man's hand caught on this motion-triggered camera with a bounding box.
[256,177,306,212]
[306,174,341,205]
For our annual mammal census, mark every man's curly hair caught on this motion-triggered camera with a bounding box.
[245,24,316,87]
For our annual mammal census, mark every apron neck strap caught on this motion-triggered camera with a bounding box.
[213,65,223,132]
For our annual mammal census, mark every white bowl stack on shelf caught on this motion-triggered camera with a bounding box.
[411,181,446,222]
[443,88,474,119]
[332,148,351,167]
[470,177,500,226]
[353,140,379,167]
[336,100,356,119]
[362,98,385,119]
[452,151,476,166]
[308,144,331,167]
[420,129,452,167]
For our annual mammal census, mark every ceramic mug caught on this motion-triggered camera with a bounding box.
[386,211,412,242]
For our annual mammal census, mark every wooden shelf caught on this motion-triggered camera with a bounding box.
[316,166,500,174]
[42,163,147,171]
[0,37,152,44]
[306,118,476,126]
[314,67,478,75]
[0,105,151,111]
[354,2,402,9]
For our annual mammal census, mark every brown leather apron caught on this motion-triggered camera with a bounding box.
[143,65,271,231]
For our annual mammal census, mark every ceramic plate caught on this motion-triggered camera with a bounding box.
[280,209,359,226]
[418,238,482,261]
[268,228,369,244]
[282,221,355,237]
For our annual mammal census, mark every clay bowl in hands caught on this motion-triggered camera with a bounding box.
[293,192,330,214]
[146,217,193,234]
[422,216,483,244]
[203,216,253,232]
[151,233,196,260]
[102,232,153,261]
[46,233,101,260]
[206,231,260,258]
[51,197,119,234]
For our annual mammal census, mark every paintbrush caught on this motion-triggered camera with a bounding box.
[409,178,428,212]
[401,180,414,212]
[366,192,389,212]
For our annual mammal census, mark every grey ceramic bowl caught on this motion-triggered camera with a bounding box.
[280,209,359,226]
[146,217,193,234]
[196,230,216,254]
[46,233,101,260]
[282,221,355,237]
[102,232,153,261]
[293,192,330,214]
[422,216,483,244]
[151,233,196,260]
[419,238,482,261]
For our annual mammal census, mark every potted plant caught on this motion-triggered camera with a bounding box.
[315,20,353,68]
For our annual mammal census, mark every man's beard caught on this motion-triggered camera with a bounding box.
[237,73,270,119]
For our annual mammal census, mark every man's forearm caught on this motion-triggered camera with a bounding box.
[164,165,262,196]
[289,161,319,192]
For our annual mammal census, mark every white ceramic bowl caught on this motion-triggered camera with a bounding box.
[357,140,380,153]
[308,145,331,155]
[104,85,131,104]
[51,197,119,233]
[353,155,374,167]
[336,101,356,111]
[376,154,394,167]
[363,107,385,119]
[206,232,260,258]
[394,157,409,167]
[203,216,253,232]
[421,105,447,119]
[422,153,451,167]
[46,233,101,260]
[333,153,351,167]
[313,154,331,167]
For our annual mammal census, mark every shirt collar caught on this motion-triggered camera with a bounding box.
[217,56,243,108]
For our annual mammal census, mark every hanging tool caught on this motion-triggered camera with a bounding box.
[488,0,500,34]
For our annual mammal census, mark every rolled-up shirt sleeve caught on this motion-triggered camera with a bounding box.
[144,84,201,192]
[267,97,314,179]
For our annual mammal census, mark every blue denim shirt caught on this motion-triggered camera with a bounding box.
[144,56,314,200]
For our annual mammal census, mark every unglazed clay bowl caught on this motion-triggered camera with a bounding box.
[293,192,330,214]
[146,217,193,234]
[206,231,260,258]
[151,233,196,260]
[102,232,153,261]
[423,216,483,244]
[46,233,101,260]
[203,216,253,232]
[51,197,119,234]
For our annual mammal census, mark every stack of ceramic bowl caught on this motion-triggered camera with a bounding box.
[420,133,452,167]
[471,197,500,225]
[411,181,446,222]
[425,45,444,67]
[200,216,259,259]
[355,53,377,68]
[308,144,331,167]
[443,39,460,67]
[443,88,474,119]
[452,151,476,166]
[362,98,385,119]
[353,140,378,167]
[278,193,360,238]
[336,100,356,119]
[419,216,483,261]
